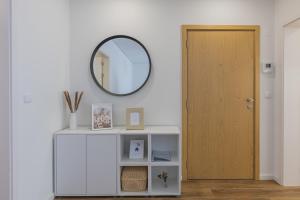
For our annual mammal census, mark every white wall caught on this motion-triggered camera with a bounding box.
[11,0,70,199]
[70,0,275,178]
[274,0,300,185]
[283,24,300,186]
[0,0,11,199]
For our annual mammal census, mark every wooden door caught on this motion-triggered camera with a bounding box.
[187,30,256,179]
[94,52,109,89]
[87,135,117,195]
[101,56,109,89]
[55,135,87,195]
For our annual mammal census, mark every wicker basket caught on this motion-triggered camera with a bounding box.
[121,166,148,192]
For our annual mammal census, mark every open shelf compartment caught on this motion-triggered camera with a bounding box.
[151,134,179,163]
[119,166,149,195]
[151,166,180,195]
[120,134,149,164]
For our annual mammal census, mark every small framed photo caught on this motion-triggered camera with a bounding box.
[129,140,144,159]
[92,103,113,130]
[126,108,144,130]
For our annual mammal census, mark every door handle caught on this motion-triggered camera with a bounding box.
[246,98,255,103]
[246,98,255,110]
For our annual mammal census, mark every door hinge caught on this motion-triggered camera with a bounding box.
[186,100,189,112]
[186,159,188,170]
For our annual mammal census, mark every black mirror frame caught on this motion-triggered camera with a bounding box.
[90,35,152,96]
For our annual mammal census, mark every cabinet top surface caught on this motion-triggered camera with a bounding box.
[55,126,180,135]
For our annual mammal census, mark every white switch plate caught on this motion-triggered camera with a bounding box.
[23,94,32,103]
[264,90,273,99]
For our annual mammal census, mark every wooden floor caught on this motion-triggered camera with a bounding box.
[55,180,300,200]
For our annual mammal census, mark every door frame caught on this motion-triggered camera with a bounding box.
[181,25,260,181]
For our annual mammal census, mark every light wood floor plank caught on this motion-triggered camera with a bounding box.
[55,180,300,200]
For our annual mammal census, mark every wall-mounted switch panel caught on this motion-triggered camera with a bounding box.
[23,94,32,104]
[262,63,274,74]
[264,90,273,99]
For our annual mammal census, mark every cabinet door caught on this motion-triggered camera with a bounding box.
[55,135,86,195]
[87,135,117,195]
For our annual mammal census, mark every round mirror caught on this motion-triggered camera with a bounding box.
[90,35,151,96]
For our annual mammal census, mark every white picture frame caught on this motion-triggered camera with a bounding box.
[129,140,144,160]
[92,103,113,130]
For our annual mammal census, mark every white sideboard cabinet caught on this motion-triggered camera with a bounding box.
[54,126,181,197]
[55,133,117,196]
[55,134,87,195]
[87,135,117,195]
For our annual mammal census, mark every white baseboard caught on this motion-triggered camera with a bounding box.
[260,174,274,180]
[47,193,55,200]
[260,174,284,185]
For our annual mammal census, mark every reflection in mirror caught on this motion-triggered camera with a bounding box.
[91,36,151,96]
